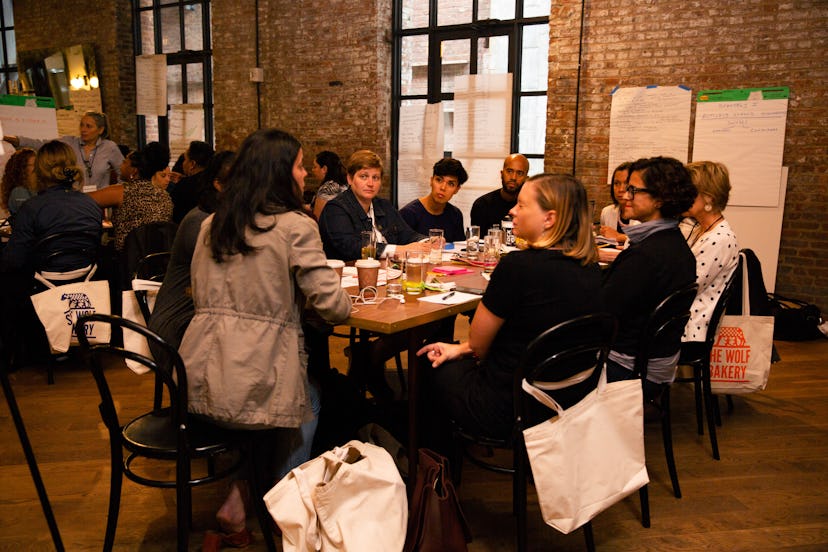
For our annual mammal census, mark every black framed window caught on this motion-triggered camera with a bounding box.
[0,0,17,95]
[392,0,549,203]
[132,0,213,149]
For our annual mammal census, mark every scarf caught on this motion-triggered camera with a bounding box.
[624,218,678,245]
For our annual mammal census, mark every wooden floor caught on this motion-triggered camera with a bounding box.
[2,327,827,551]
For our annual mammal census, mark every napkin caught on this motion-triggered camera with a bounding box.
[417,291,480,305]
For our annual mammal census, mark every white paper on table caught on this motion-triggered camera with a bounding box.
[417,291,481,305]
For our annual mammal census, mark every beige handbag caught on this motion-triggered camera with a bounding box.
[30,266,111,353]
[121,279,161,374]
[521,366,649,534]
[264,440,408,552]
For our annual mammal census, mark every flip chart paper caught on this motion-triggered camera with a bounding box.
[608,85,692,183]
[693,88,789,207]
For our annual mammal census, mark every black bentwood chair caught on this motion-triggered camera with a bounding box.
[75,313,276,551]
[633,282,698,507]
[676,263,740,460]
[452,313,617,552]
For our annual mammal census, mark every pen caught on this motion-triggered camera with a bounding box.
[442,291,455,301]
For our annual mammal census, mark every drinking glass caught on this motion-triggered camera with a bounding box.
[482,235,500,273]
[428,228,444,264]
[360,230,376,259]
[466,225,480,260]
[403,250,426,294]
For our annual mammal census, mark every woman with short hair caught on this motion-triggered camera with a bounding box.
[601,156,698,396]
[680,160,739,358]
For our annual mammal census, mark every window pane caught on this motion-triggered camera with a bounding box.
[5,30,15,65]
[160,6,181,54]
[3,0,13,25]
[186,62,204,104]
[438,0,472,26]
[0,36,4,65]
[183,4,203,51]
[480,0,515,20]
[521,24,548,92]
[523,0,551,18]
[441,39,470,94]
[401,35,428,96]
[167,64,182,104]
[519,95,546,155]
[477,35,509,75]
[3,0,14,27]
[443,99,454,155]
[139,0,153,7]
[401,0,427,30]
[527,157,544,177]
[140,11,155,54]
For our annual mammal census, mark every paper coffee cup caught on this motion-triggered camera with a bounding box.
[326,259,345,278]
[355,258,381,290]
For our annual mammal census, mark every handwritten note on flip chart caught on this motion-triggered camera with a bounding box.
[608,86,692,184]
[692,88,789,208]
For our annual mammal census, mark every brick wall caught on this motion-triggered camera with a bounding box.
[548,0,828,310]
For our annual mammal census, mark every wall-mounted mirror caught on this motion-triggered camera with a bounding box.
[17,44,103,136]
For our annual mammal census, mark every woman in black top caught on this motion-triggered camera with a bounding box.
[418,173,603,442]
[600,156,697,396]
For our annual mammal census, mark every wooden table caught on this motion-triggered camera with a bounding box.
[343,265,489,485]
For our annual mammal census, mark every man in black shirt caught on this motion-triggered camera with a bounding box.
[470,153,529,235]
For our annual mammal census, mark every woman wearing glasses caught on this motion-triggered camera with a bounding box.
[600,156,697,397]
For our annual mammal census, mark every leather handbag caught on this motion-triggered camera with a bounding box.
[710,252,775,394]
[521,366,649,534]
[404,448,471,552]
[264,440,408,552]
[30,266,111,353]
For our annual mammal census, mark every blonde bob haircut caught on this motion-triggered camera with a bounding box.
[685,160,731,212]
[34,140,85,192]
[346,149,383,178]
[526,173,598,266]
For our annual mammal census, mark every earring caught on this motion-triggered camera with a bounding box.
[704,203,713,212]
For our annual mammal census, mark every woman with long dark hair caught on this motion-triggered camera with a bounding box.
[310,150,348,219]
[178,129,351,546]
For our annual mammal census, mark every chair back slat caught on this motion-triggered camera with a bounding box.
[75,314,188,424]
[516,313,617,420]
[634,283,698,380]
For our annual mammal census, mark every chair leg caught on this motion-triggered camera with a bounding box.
[659,388,681,498]
[514,439,528,552]
[726,394,734,414]
[104,439,124,552]
[176,454,191,551]
[693,364,704,435]
[394,353,407,392]
[639,484,650,528]
[703,381,721,460]
[583,520,596,552]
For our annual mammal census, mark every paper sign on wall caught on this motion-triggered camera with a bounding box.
[692,87,789,207]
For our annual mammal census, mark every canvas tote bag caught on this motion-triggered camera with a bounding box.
[709,252,775,395]
[121,279,162,374]
[30,265,111,353]
[521,366,649,534]
[264,440,408,552]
